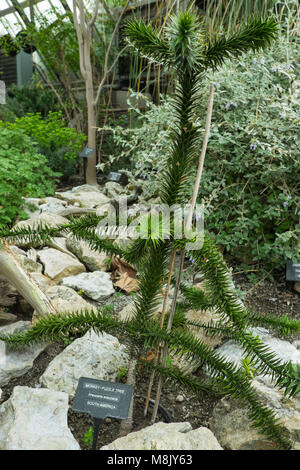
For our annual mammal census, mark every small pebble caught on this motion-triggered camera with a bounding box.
[176,394,184,403]
[105,417,112,424]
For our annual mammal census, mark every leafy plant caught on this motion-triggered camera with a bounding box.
[3,77,63,119]
[0,112,86,176]
[117,366,128,381]
[0,127,59,226]
[241,356,259,379]
[199,37,300,272]
[81,426,94,448]
[0,9,298,450]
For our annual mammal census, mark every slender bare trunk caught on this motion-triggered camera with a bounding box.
[86,73,97,185]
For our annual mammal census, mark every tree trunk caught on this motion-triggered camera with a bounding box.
[0,246,56,319]
[86,76,97,186]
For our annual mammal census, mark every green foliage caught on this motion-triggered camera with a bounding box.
[117,366,128,381]
[0,111,85,176]
[202,18,278,70]
[241,356,259,379]
[23,10,80,79]
[200,38,300,270]
[100,93,171,177]
[203,0,299,35]
[2,77,63,119]
[0,127,59,226]
[81,426,94,448]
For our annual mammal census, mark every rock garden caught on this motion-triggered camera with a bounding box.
[0,1,299,453]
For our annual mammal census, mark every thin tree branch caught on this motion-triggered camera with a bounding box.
[34,62,72,124]
[88,0,99,28]
[94,44,129,106]
[94,0,130,106]
[100,0,115,23]
[73,0,87,80]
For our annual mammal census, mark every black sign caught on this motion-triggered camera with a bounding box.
[286,259,300,282]
[72,377,133,421]
[107,171,122,182]
[79,147,95,158]
[106,172,129,186]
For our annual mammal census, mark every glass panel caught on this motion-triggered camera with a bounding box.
[0,12,23,35]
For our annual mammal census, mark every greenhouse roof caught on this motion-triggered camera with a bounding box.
[0,0,157,37]
[0,0,75,35]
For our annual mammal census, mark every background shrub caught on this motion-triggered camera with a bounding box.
[0,111,86,177]
[0,127,59,226]
[2,77,63,119]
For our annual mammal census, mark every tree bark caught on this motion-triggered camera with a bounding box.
[0,245,56,319]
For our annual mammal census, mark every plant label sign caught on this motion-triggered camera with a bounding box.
[79,147,95,158]
[286,260,300,282]
[107,171,122,182]
[72,377,133,421]
[107,171,128,186]
[0,80,5,104]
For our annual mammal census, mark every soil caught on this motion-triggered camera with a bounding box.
[0,267,299,450]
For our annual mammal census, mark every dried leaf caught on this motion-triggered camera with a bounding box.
[111,256,137,280]
[114,272,139,293]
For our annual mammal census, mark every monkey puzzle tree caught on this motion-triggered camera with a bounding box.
[1,8,300,450]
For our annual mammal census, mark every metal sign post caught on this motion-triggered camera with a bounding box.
[79,147,96,184]
[286,260,300,282]
[0,80,6,104]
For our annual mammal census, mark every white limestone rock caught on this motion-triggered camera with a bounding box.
[66,235,109,271]
[0,386,79,450]
[39,199,66,214]
[209,375,300,450]
[213,327,300,383]
[13,212,69,247]
[40,330,130,397]
[47,237,78,258]
[70,184,101,193]
[14,212,69,231]
[29,272,56,291]
[32,285,93,323]
[101,422,223,450]
[104,182,126,200]
[96,202,116,217]
[60,271,115,301]
[37,248,86,283]
[0,322,47,387]
[55,190,110,209]
[6,245,43,273]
